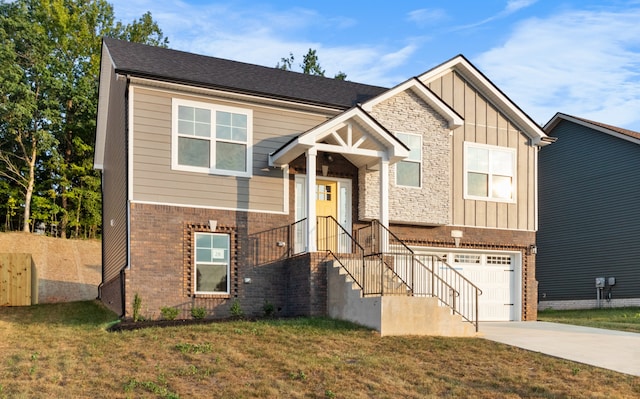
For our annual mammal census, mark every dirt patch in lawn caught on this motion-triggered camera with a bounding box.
[0,232,101,303]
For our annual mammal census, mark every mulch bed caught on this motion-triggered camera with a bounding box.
[107,317,261,332]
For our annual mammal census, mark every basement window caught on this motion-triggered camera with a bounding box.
[194,232,230,294]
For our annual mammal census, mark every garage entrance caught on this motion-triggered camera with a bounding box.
[414,249,521,321]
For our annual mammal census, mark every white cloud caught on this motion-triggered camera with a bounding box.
[407,8,448,27]
[108,0,416,87]
[505,0,538,13]
[475,8,640,130]
[454,0,538,31]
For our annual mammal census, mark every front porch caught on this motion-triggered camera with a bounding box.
[249,217,481,336]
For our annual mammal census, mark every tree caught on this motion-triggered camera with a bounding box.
[275,48,347,80]
[0,0,167,235]
[301,49,325,76]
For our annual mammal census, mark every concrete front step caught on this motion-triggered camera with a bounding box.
[327,260,477,337]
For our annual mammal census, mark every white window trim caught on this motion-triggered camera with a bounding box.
[463,142,516,203]
[395,132,422,189]
[193,232,231,295]
[171,98,253,178]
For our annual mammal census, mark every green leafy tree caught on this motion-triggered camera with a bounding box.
[301,48,325,76]
[0,0,167,236]
[276,48,347,80]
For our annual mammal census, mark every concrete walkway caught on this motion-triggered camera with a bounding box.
[480,322,640,377]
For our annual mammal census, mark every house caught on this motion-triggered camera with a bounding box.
[538,113,640,310]
[94,38,552,335]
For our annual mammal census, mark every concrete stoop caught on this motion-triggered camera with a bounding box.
[327,260,477,337]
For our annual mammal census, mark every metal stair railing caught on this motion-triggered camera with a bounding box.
[356,220,481,331]
[316,216,366,292]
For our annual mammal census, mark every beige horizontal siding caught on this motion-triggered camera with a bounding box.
[429,71,537,231]
[102,66,129,282]
[130,86,327,212]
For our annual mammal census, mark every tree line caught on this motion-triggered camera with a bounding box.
[0,0,344,239]
[0,0,167,238]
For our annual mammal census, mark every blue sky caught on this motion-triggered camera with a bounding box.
[109,0,640,131]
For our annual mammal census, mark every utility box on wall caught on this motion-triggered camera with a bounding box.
[0,253,38,306]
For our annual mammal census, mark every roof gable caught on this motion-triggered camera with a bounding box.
[418,55,553,146]
[361,78,464,129]
[544,112,640,145]
[269,106,410,168]
[102,37,387,109]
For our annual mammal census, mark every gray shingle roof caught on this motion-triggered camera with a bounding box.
[103,37,387,109]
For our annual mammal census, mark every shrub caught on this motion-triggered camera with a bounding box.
[191,306,207,320]
[132,293,143,322]
[230,299,244,319]
[160,306,179,321]
[263,300,275,317]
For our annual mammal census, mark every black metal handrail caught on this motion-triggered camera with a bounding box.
[316,216,366,292]
[355,220,481,331]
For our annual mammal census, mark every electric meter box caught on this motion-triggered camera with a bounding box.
[595,277,605,288]
[608,277,616,286]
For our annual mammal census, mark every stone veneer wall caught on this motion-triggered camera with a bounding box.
[360,90,451,225]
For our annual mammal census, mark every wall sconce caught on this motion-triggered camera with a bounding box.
[208,220,217,232]
[451,230,463,248]
[527,244,537,255]
[276,241,286,247]
[321,164,329,177]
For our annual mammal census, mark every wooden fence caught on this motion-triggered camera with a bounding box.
[0,253,38,306]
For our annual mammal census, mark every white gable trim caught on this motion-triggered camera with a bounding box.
[418,55,552,147]
[269,106,410,167]
[361,78,463,129]
[94,43,115,170]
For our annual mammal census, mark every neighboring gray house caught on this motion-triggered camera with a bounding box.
[538,113,640,310]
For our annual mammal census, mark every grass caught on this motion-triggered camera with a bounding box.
[538,306,640,333]
[0,302,638,398]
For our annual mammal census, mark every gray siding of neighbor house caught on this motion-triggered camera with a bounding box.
[130,86,329,213]
[538,119,640,302]
[428,71,537,231]
[101,67,129,283]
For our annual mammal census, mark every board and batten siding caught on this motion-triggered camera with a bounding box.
[130,87,328,213]
[538,120,640,301]
[428,70,537,231]
[101,67,129,283]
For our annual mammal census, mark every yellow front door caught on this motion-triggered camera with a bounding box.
[316,180,338,251]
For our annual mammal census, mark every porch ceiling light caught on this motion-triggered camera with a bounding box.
[322,164,329,177]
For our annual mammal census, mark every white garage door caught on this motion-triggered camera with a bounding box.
[415,251,519,322]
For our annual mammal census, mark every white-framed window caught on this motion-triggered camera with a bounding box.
[395,132,422,188]
[464,142,516,202]
[172,98,252,177]
[194,232,230,294]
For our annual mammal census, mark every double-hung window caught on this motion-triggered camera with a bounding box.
[464,142,516,201]
[172,99,252,177]
[395,132,422,188]
[194,232,230,294]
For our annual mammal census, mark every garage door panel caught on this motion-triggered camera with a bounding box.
[415,250,517,322]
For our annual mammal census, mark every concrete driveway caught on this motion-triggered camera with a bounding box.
[480,322,640,377]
